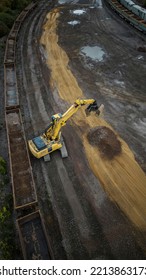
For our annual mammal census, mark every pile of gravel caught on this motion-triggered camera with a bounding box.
[87,126,122,160]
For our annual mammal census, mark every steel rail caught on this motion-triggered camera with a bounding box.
[4,1,54,259]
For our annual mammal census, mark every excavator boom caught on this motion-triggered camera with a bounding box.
[28,98,104,160]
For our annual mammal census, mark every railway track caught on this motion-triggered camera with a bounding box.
[4,1,54,260]
[4,0,146,260]
[16,0,68,260]
[17,210,52,260]
[6,108,37,209]
[106,0,146,32]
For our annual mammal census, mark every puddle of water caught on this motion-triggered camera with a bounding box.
[137,55,144,60]
[114,79,125,87]
[80,46,105,62]
[58,0,68,4]
[95,0,102,8]
[59,0,81,4]
[68,20,80,26]
[72,9,86,15]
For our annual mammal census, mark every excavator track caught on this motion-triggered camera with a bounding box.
[60,137,68,158]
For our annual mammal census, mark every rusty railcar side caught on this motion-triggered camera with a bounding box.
[4,63,19,110]
[4,2,36,63]
[17,211,53,260]
[24,2,37,12]
[5,108,37,210]
[4,37,16,64]
[106,0,146,33]
[4,1,54,260]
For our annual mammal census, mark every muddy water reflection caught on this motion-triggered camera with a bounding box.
[80,46,105,61]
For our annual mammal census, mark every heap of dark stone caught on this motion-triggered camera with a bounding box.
[137,45,146,52]
[87,126,122,160]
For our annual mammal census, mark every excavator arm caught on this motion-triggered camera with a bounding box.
[28,98,104,159]
[62,98,99,121]
[45,99,102,140]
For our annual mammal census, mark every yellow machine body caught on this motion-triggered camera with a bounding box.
[28,99,103,159]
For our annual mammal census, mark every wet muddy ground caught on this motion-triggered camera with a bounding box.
[87,126,122,159]
[13,0,146,259]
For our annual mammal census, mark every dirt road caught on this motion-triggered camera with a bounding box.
[41,3,146,230]
[16,0,146,259]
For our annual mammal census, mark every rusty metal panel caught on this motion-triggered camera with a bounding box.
[6,109,37,209]
[24,2,37,12]
[4,38,15,64]
[4,63,19,108]
[17,211,52,260]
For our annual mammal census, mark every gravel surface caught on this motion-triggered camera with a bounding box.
[3,0,146,259]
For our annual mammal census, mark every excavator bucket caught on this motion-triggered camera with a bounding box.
[96,104,104,116]
[85,101,98,116]
[85,101,104,117]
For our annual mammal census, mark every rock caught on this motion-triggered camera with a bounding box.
[137,45,146,52]
[87,126,122,160]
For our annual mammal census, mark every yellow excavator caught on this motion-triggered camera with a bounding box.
[28,98,104,161]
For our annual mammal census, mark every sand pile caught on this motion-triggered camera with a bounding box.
[87,126,122,159]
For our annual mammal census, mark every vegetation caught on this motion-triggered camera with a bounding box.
[0,0,32,37]
[0,156,19,259]
[0,156,7,175]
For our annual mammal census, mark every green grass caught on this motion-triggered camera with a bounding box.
[0,0,32,37]
[0,156,6,175]
[0,12,15,28]
[0,21,9,37]
[0,155,20,259]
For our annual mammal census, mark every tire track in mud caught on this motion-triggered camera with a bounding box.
[15,1,146,259]
[40,7,146,235]
[24,15,97,257]
[16,3,67,259]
